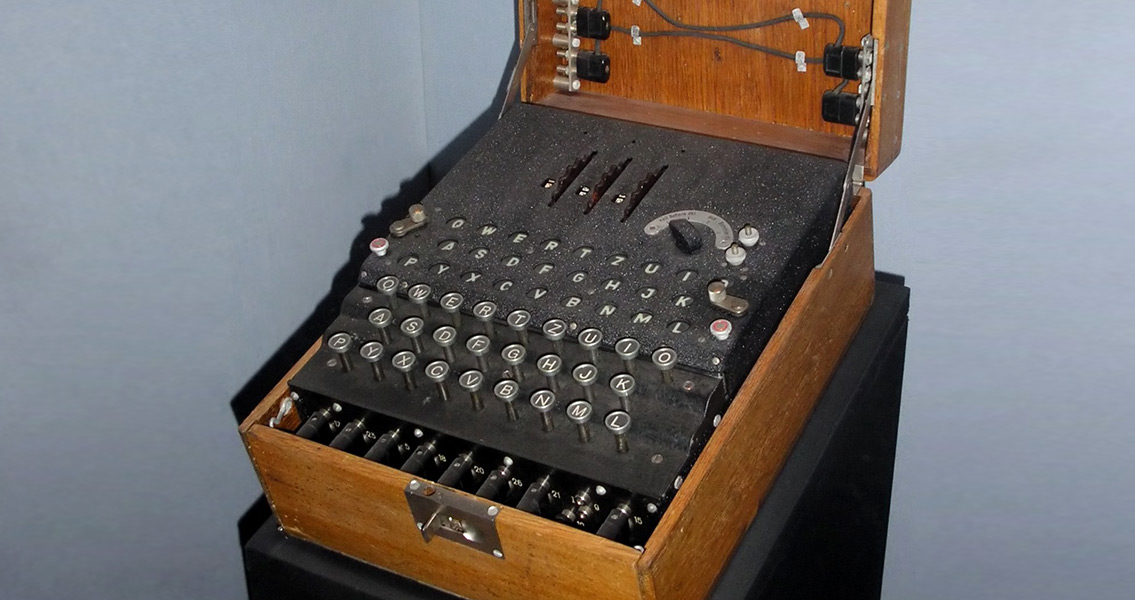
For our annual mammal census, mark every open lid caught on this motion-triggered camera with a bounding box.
[515,0,910,179]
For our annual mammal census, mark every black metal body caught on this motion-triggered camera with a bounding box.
[243,274,910,600]
[285,103,844,539]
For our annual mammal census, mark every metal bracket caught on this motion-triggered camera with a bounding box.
[499,0,539,119]
[405,479,505,559]
[827,35,877,254]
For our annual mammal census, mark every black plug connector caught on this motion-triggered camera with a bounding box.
[823,44,863,81]
[576,51,611,83]
[576,7,611,40]
[822,91,861,126]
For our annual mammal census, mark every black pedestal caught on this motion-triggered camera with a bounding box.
[241,273,910,600]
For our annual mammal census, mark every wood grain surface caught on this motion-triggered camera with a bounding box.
[520,0,909,176]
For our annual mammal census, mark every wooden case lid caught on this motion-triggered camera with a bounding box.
[517,0,910,178]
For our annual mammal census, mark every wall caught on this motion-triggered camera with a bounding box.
[3,1,1134,599]
[0,2,428,598]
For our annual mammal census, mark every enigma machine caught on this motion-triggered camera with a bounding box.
[239,1,910,599]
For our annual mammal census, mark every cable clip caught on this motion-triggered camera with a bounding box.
[268,394,295,429]
[632,0,642,5]
[795,51,807,72]
[792,8,810,29]
[630,25,642,46]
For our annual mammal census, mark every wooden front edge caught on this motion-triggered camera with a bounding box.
[243,425,643,600]
[636,192,877,600]
[866,0,912,178]
[240,345,644,600]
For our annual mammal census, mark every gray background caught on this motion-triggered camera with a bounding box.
[1,1,1131,598]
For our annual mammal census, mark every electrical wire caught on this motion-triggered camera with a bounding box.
[611,1,846,64]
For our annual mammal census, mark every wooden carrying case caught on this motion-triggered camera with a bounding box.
[240,1,910,598]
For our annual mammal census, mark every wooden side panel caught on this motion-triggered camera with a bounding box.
[243,424,645,600]
[638,193,876,600]
[522,1,872,136]
[867,0,912,178]
[238,341,321,432]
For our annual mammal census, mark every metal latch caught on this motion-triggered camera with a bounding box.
[405,479,505,559]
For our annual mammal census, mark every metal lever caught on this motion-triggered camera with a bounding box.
[828,34,877,254]
[499,0,539,119]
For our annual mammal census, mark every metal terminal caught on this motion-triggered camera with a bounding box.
[577,327,603,363]
[501,343,528,382]
[433,325,458,363]
[529,389,557,432]
[376,275,400,308]
[614,337,641,373]
[390,203,429,238]
[392,350,418,391]
[542,319,568,354]
[458,369,485,411]
[737,224,760,248]
[440,292,464,326]
[473,301,498,336]
[405,481,504,559]
[400,316,426,354]
[572,363,599,402]
[724,243,746,267]
[506,309,532,346]
[707,280,750,317]
[604,410,631,453]
[368,307,394,344]
[407,283,432,318]
[609,373,636,410]
[425,360,451,402]
[493,379,521,422]
[566,400,593,443]
[536,353,563,391]
[710,319,733,341]
[327,332,353,372]
[360,341,386,381]
[466,334,492,372]
[652,347,677,383]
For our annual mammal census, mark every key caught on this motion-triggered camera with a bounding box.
[407,283,432,318]
[604,410,631,453]
[493,379,521,421]
[458,369,485,411]
[439,291,464,327]
[472,300,498,336]
[506,309,532,346]
[400,316,426,354]
[614,337,640,373]
[536,353,563,391]
[542,318,567,354]
[577,327,603,363]
[529,389,557,432]
[566,400,593,443]
[432,325,458,363]
[359,341,386,381]
[424,360,451,401]
[609,373,636,410]
[376,275,400,308]
[392,350,418,390]
[652,347,677,383]
[368,307,393,344]
[327,332,353,372]
[571,363,599,403]
[466,334,492,372]
[501,343,527,382]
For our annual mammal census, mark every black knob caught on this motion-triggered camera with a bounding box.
[669,219,703,254]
